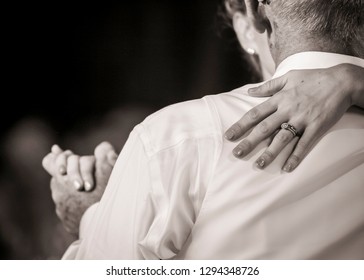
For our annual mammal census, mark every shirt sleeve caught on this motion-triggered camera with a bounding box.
[63,122,216,259]
[61,203,99,259]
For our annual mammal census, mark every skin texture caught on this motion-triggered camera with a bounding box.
[225,64,364,171]
[42,142,116,234]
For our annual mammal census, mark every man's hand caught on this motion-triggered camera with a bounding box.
[50,177,103,235]
[42,142,118,234]
[225,64,364,172]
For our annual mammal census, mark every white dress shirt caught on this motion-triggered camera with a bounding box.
[63,52,364,260]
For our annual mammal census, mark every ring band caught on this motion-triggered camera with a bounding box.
[281,123,299,137]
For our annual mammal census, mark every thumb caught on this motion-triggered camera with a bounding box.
[248,76,286,97]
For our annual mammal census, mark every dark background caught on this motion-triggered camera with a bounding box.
[1,0,256,259]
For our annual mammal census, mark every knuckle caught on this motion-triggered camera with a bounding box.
[80,155,95,165]
[266,79,276,89]
[257,121,269,134]
[227,122,245,139]
[68,154,79,162]
[269,94,282,106]
[276,132,291,143]
[289,155,300,164]
[263,150,275,161]
[296,141,309,151]
[231,123,243,132]
[95,141,112,153]
[239,139,251,150]
[247,108,260,121]
[63,150,73,156]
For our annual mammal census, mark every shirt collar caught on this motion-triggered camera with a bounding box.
[272,51,364,79]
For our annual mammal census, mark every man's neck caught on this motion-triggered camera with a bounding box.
[272,35,354,67]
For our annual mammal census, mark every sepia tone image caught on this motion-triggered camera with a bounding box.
[1,0,363,260]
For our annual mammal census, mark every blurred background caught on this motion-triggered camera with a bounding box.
[1,0,257,259]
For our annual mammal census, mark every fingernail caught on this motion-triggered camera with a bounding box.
[233,147,244,158]
[256,158,265,169]
[59,166,66,175]
[224,130,235,140]
[283,162,294,172]
[84,181,92,191]
[73,180,82,190]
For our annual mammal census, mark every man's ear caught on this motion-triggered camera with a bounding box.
[232,12,258,54]
[244,0,266,33]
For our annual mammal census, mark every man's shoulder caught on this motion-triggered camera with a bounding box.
[143,97,210,125]
[135,97,221,155]
[133,84,263,155]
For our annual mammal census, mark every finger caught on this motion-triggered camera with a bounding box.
[51,144,63,155]
[94,142,116,188]
[94,141,115,159]
[66,154,84,190]
[95,141,117,171]
[255,129,296,169]
[79,156,96,192]
[55,150,73,175]
[225,100,277,141]
[232,113,285,158]
[42,153,57,176]
[282,128,318,172]
[248,75,287,97]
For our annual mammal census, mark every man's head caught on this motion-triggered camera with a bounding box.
[227,0,364,68]
[264,0,364,63]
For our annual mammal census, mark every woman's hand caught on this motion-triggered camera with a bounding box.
[224,63,364,172]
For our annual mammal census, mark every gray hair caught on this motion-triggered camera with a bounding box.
[272,0,364,56]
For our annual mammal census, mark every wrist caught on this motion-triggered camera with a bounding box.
[335,64,364,108]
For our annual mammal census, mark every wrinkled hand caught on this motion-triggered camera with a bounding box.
[225,64,364,172]
[42,142,118,234]
[49,177,103,235]
[42,142,118,191]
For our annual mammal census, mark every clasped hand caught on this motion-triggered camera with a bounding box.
[42,142,118,235]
